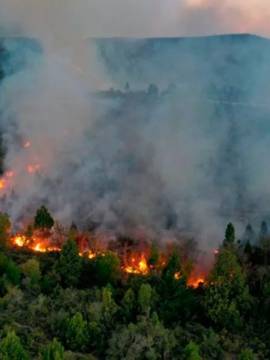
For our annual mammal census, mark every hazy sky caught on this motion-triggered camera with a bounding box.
[0,0,269,46]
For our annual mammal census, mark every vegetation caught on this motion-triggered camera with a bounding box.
[0,216,270,359]
[34,206,54,230]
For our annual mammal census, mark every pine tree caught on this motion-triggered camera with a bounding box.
[0,331,29,360]
[224,223,235,246]
[65,312,88,351]
[138,283,152,316]
[0,212,11,248]
[34,206,54,230]
[184,341,202,360]
[205,247,252,330]
[42,338,64,360]
[55,239,82,287]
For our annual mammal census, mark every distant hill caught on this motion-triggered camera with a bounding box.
[92,34,270,103]
[1,34,270,103]
[0,37,42,79]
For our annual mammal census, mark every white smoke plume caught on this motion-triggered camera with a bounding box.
[0,0,270,255]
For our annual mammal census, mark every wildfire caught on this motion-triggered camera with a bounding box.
[11,234,61,253]
[124,254,149,275]
[187,275,205,288]
[12,235,27,247]
[0,179,6,190]
[10,232,208,285]
[30,243,61,253]
[79,250,98,259]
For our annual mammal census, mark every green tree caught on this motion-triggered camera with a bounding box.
[107,316,176,359]
[121,288,136,321]
[184,341,202,360]
[56,239,82,287]
[238,348,255,360]
[5,259,21,285]
[101,287,118,327]
[205,247,252,330]
[138,283,152,316]
[21,258,41,286]
[260,220,268,239]
[93,252,121,286]
[65,312,88,352]
[159,251,196,325]
[148,244,159,267]
[42,338,65,360]
[0,331,29,360]
[0,212,11,248]
[0,254,21,294]
[34,205,54,229]
[224,223,235,246]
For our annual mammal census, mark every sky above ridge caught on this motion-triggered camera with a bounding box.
[0,0,269,47]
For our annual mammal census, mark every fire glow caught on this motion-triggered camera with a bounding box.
[12,234,61,253]
[0,137,41,193]
[10,232,206,287]
[124,254,149,275]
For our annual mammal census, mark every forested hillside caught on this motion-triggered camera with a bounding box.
[0,208,270,359]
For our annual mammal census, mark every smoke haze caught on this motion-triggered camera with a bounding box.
[1,0,270,43]
[1,1,270,254]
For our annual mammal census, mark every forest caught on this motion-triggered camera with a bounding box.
[0,206,270,359]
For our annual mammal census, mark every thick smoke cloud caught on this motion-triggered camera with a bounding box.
[1,1,270,255]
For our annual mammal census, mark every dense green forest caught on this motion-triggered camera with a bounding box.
[0,208,270,359]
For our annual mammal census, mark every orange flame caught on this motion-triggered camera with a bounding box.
[12,235,27,247]
[124,254,149,275]
[11,233,61,253]
[10,232,209,285]
[187,275,205,288]
[0,179,6,190]
[79,250,98,259]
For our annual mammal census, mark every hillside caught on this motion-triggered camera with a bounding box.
[93,34,270,103]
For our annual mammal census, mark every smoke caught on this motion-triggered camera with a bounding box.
[1,1,270,255]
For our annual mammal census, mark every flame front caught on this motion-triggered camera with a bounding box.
[11,233,61,253]
[12,235,27,247]
[10,232,208,284]
[124,254,149,275]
